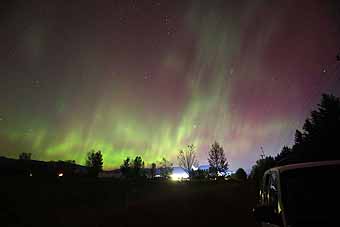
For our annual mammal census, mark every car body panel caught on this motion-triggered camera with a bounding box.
[257,160,340,227]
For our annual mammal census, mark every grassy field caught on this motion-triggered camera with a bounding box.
[0,177,259,227]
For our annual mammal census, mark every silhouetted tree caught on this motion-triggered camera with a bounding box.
[208,142,228,177]
[86,150,103,177]
[251,94,340,192]
[150,163,156,179]
[250,156,276,190]
[19,152,31,160]
[294,129,303,144]
[192,169,209,180]
[234,168,247,181]
[274,146,292,164]
[120,157,131,178]
[132,156,145,177]
[277,94,340,164]
[301,94,340,160]
[159,158,173,179]
[65,160,76,164]
[177,144,199,178]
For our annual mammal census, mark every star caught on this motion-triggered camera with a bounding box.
[167,27,176,36]
[119,17,125,24]
[144,73,152,80]
[230,68,234,75]
[33,80,41,87]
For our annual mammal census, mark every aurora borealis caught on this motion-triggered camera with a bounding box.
[1,0,340,169]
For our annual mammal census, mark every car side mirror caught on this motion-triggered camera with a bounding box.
[253,205,280,224]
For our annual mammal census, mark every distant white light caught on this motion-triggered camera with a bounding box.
[217,171,224,176]
[29,173,33,177]
[58,173,63,177]
[170,172,189,181]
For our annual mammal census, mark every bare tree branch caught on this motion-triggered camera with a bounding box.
[177,144,199,177]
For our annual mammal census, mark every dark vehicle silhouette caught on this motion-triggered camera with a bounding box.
[253,160,340,227]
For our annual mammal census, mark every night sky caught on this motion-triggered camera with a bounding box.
[1,0,340,170]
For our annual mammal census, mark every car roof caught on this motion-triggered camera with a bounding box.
[265,160,340,175]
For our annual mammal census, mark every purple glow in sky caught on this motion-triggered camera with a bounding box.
[0,0,340,169]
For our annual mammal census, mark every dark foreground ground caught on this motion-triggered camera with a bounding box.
[0,177,259,227]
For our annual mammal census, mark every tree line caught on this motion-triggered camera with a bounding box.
[18,141,246,181]
[84,140,248,181]
[250,93,340,189]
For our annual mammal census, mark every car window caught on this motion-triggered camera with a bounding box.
[262,173,271,205]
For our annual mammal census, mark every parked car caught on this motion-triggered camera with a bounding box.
[253,160,340,227]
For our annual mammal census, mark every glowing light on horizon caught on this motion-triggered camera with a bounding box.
[170,172,189,181]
